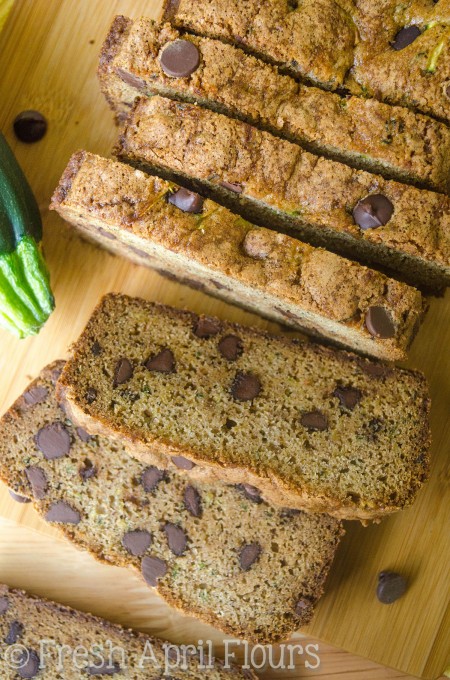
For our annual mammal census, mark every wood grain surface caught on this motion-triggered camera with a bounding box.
[0,1,448,679]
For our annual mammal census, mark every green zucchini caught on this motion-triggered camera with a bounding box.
[0,132,54,338]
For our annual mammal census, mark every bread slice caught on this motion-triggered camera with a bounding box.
[114,95,450,293]
[98,16,450,196]
[56,294,431,522]
[0,583,257,677]
[0,362,343,644]
[51,151,425,361]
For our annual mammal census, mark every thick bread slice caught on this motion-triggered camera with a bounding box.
[98,16,450,197]
[0,363,343,644]
[56,294,431,522]
[0,583,257,676]
[51,151,425,361]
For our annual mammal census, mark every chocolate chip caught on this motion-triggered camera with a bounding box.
[184,485,202,517]
[0,596,9,614]
[160,39,200,78]
[376,571,407,603]
[172,455,195,470]
[113,358,133,387]
[445,83,450,100]
[17,649,40,678]
[193,316,221,338]
[231,372,261,401]
[300,410,328,431]
[35,422,71,459]
[25,466,48,500]
[142,466,166,491]
[353,194,394,230]
[239,542,262,571]
[224,418,237,429]
[9,490,31,503]
[333,386,362,411]
[122,530,152,556]
[220,181,243,193]
[281,508,301,517]
[365,306,396,339]
[79,459,97,481]
[91,341,103,356]
[97,227,116,240]
[145,348,175,373]
[236,484,262,503]
[5,620,24,644]
[360,361,390,378]
[86,661,121,675]
[23,386,48,406]
[168,188,204,213]
[218,335,243,361]
[164,523,187,555]
[294,597,313,616]
[142,556,168,586]
[45,501,81,524]
[50,367,63,384]
[77,427,92,442]
[85,387,97,404]
[117,67,147,91]
[392,25,421,50]
[13,110,47,143]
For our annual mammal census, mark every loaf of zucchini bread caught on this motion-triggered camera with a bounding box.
[115,95,450,292]
[0,362,343,643]
[98,16,450,195]
[0,584,257,677]
[51,151,426,361]
[56,294,431,522]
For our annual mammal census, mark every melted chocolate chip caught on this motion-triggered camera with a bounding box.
[35,422,71,459]
[294,597,313,616]
[77,427,92,443]
[231,372,261,401]
[239,542,262,571]
[44,501,81,524]
[333,386,362,411]
[377,571,407,603]
[365,306,396,339]
[168,188,204,213]
[17,649,40,678]
[5,620,24,644]
[79,460,97,481]
[220,181,243,193]
[160,39,200,77]
[171,455,196,470]
[113,358,134,387]
[184,485,202,517]
[13,110,47,143]
[122,530,152,556]
[164,523,187,555]
[392,25,421,50]
[193,316,221,338]
[145,348,176,373]
[0,596,9,614]
[218,335,243,361]
[9,490,31,504]
[300,410,328,432]
[236,484,262,503]
[142,466,166,491]
[142,555,168,587]
[25,466,48,499]
[353,194,394,230]
[85,387,97,404]
[360,361,390,378]
[117,68,147,91]
[91,341,103,356]
[23,386,48,406]
[85,661,121,676]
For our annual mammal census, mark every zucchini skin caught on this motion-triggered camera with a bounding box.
[0,132,54,337]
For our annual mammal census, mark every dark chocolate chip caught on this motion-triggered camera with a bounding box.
[300,410,328,432]
[231,372,261,402]
[17,649,40,678]
[35,422,71,459]
[25,466,48,500]
[142,466,166,491]
[23,386,48,406]
[85,387,97,404]
[365,306,396,339]
[376,571,407,603]
[77,427,92,442]
[44,501,81,524]
[50,367,63,384]
[193,316,221,338]
[113,358,133,387]
[236,484,262,503]
[281,508,301,517]
[224,418,237,429]
[0,596,9,614]
[5,620,24,644]
[220,181,243,193]
[141,555,168,587]
[353,194,394,230]
[218,335,243,361]
[122,530,152,556]
[160,39,200,78]
[164,522,187,555]
[79,459,97,481]
[168,188,204,213]
[13,110,47,143]
[117,67,147,91]
[91,341,103,356]
[392,25,421,50]
[145,348,175,373]
[294,598,313,616]
[85,661,121,675]
[239,542,262,571]
[9,490,31,504]
[333,386,362,411]
[184,485,202,517]
[172,455,196,470]
[360,361,390,378]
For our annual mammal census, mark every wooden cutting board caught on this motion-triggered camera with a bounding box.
[0,1,448,678]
